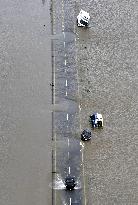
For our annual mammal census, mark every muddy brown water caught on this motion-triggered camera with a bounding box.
[75,0,138,204]
[0,0,137,204]
[0,1,52,205]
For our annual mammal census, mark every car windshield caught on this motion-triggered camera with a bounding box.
[91,115,95,120]
[66,178,74,182]
[80,19,88,26]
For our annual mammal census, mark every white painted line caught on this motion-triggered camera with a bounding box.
[82,149,84,163]
[65,59,67,66]
[70,198,72,205]
[69,167,70,174]
[53,53,56,105]
[62,24,64,31]
[66,113,68,120]
[82,146,87,205]
[80,141,84,148]
[65,91,67,96]
[61,0,64,31]
[64,41,65,48]
[65,79,68,87]
[79,104,81,110]
[63,32,65,38]
[68,138,69,147]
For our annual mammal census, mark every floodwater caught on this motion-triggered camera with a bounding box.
[51,0,84,203]
[0,1,52,205]
[1,0,137,204]
[75,0,138,204]
[51,0,137,204]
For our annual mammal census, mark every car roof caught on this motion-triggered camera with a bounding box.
[83,128,91,133]
[79,9,90,18]
[92,113,102,117]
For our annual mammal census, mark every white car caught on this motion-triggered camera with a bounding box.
[90,113,103,128]
[77,9,90,27]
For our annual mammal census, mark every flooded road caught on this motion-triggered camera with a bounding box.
[51,0,137,204]
[1,0,137,204]
[0,1,52,205]
[51,0,84,203]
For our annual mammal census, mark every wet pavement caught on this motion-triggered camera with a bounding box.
[51,0,85,204]
[0,1,52,205]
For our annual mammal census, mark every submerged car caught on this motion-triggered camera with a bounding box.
[90,113,103,128]
[81,129,91,141]
[65,176,76,190]
[77,9,90,27]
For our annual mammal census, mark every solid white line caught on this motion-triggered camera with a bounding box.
[61,0,64,31]
[65,59,67,66]
[82,149,84,163]
[65,91,67,96]
[63,32,65,39]
[82,147,87,205]
[79,104,81,110]
[54,133,57,205]
[66,80,68,87]
[70,198,72,205]
[53,54,56,105]
[69,167,70,174]
[62,24,64,30]
[66,113,68,120]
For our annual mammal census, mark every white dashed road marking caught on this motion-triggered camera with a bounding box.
[70,198,72,205]
[66,80,68,87]
[66,113,68,120]
[69,166,70,174]
[65,59,67,65]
